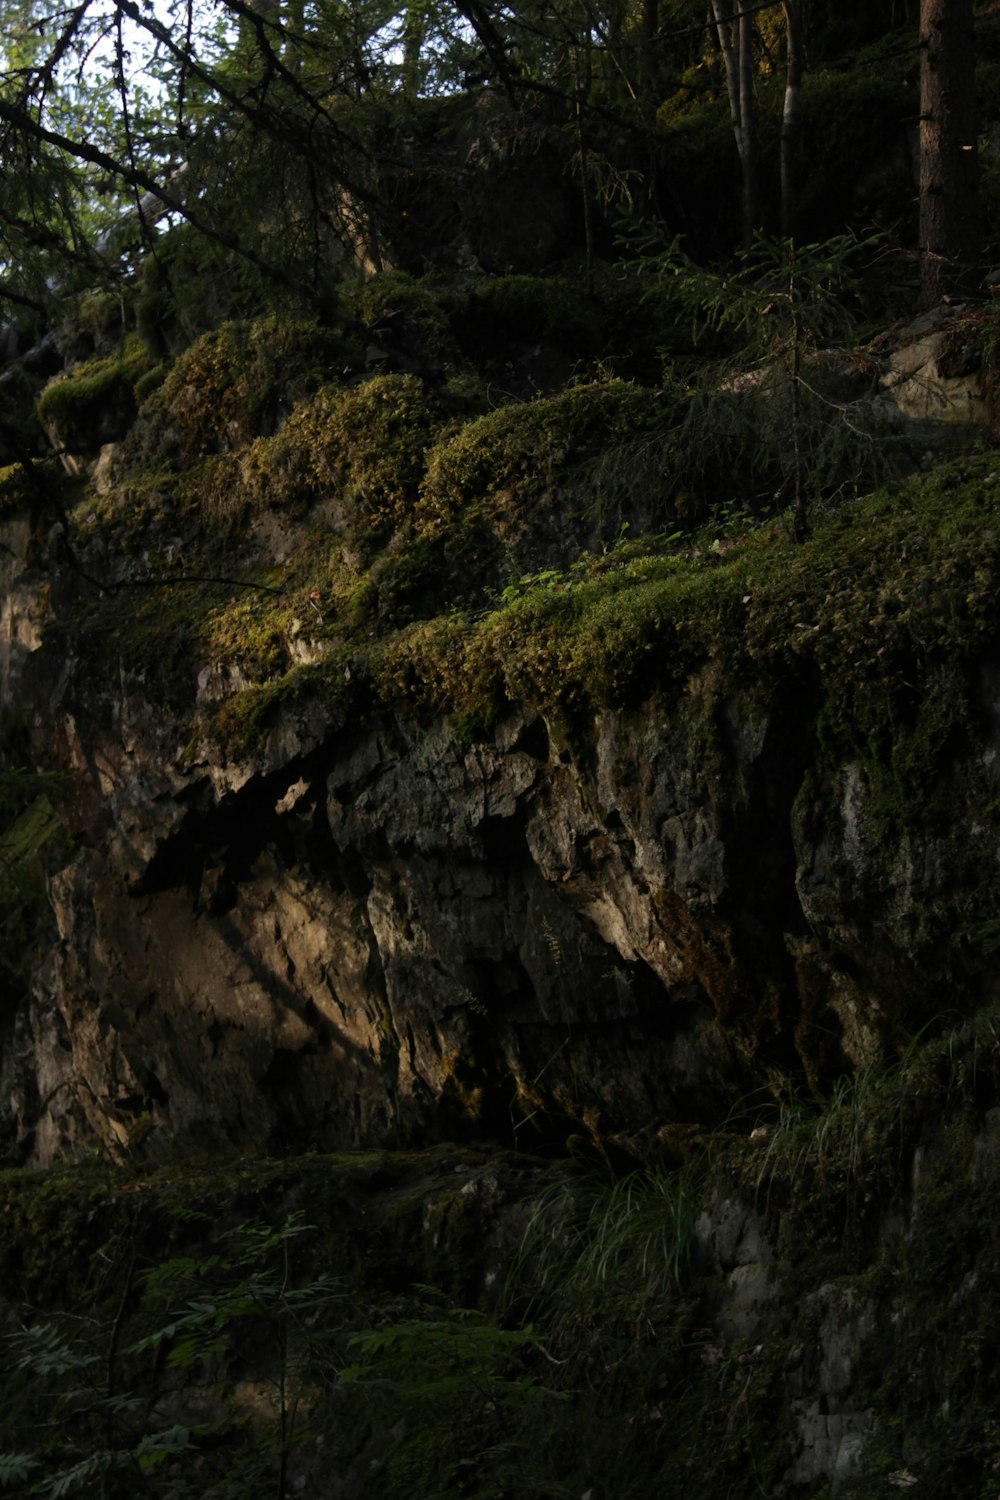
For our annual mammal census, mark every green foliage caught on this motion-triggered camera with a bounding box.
[134,224,319,361]
[0,1455,38,1488]
[339,1285,565,1499]
[0,1212,341,1499]
[0,1316,173,1496]
[7,1098,1000,1500]
[0,462,38,516]
[0,369,46,469]
[134,1212,341,1377]
[657,231,880,350]
[514,1166,697,1322]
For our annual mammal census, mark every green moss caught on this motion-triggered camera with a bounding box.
[416,379,675,586]
[344,269,457,365]
[34,334,154,451]
[423,379,666,516]
[374,459,1000,761]
[239,373,443,540]
[127,314,346,469]
[72,291,124,343]
[67,575,225,708]
[0,461,38,516]
[132,361,167,404]
[201,661,330,755]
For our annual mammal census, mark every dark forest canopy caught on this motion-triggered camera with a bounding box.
[0,0,990,339]
[0,5,931,294]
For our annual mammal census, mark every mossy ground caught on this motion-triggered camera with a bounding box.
[372,455,1000,763]
[53,280,1000,778]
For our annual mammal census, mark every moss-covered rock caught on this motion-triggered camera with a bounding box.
[119,314,350,472]
[417,379,678,584]
[239,372,443,545]
[344,269,459,367]
[35,334,154,454]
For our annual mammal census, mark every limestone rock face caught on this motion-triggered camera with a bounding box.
[3,310,999,1165]
[0,510,47,710]
[7,585,1000,1164]
[877,303,988,442]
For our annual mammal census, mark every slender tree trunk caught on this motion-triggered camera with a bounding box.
[780,0,805,238]
[711,0,756,248]
[401,2,426,99]
[638,0,659,114]
[737,3,755,245]
[785,243,808,540]
[919,0,977,306]
[572,44,595,294]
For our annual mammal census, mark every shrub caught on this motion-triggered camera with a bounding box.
[444,274,603,361]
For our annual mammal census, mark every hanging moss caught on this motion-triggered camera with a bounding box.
[0,462,39,516]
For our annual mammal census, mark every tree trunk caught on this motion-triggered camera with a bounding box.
[710,0,757,248]
[737,2,755,246]
[638,0,659,115]
[919,0,977,306]
[401,2,427,99]
[780,0,805,238]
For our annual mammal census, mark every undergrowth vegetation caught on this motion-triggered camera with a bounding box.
[5,1010,1000,1497]
[374,456,1000,760]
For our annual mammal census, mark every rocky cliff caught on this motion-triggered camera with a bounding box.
[2,288,999,1170]
[4,281,1000,1496]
